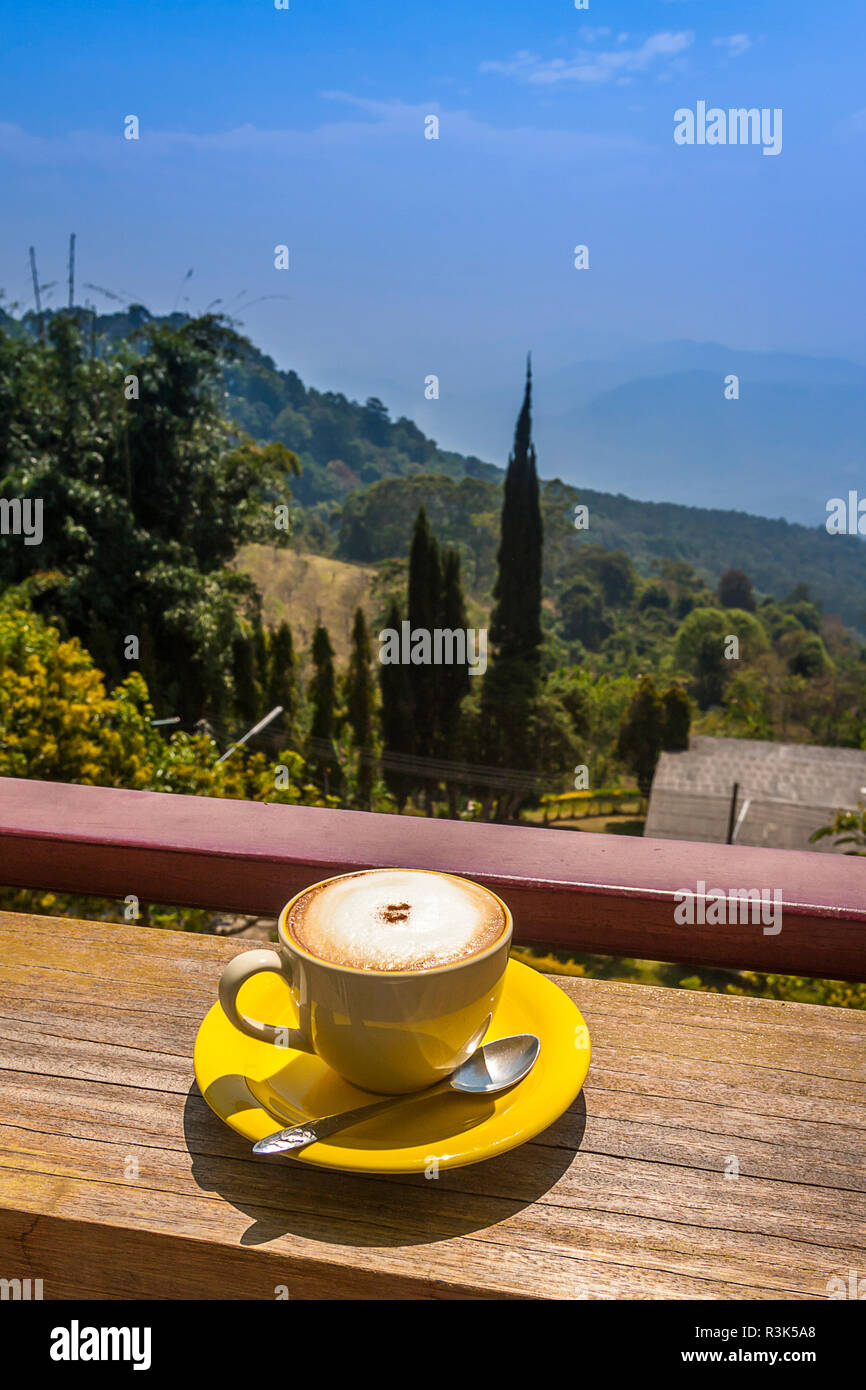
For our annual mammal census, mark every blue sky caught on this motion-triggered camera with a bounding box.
[1,0,864,469]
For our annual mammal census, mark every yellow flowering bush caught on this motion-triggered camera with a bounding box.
[0,605,332,928]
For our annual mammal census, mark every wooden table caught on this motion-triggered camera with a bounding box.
[1,911,864,1300]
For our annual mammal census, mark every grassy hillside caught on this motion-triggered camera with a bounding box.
[235,546,377,665]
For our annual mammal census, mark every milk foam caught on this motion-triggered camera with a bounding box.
[289,870,505,971]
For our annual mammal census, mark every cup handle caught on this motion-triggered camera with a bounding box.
[218,948,313,1052]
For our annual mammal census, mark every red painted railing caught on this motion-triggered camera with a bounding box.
[0,776,864,980]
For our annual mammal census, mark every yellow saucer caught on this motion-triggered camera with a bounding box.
[194,958,590,1174]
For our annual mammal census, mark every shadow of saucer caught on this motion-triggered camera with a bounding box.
[184,1082,584,1250]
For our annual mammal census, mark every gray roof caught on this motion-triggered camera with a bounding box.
[645,735,866,852]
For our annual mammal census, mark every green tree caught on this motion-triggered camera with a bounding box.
[674,607,767,710]
[615,675,667,795]
[0,313,299,721]
[437,548,471,815]
[480,357,543,812]
[408,507,441,743]
[266,620,298,738]
[345,607,375,809]
[779,629,832,678]
[579,547,637,607]
[661,684,691,751]
[231,629,261,726]
[307,623,341,795]
[718,569,756,612]
[378,599,415,812]
[252,609,270,696]
[558,578,613,649]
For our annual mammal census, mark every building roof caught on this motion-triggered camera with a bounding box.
[645,735,866,852]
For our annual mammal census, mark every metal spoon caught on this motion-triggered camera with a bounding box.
[252,1033,541,1156]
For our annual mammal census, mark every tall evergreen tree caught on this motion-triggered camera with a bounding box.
[346,607,374,809]
[408,507,441,757]
[480,357,543,809]
[378,598,415,812]
[438,547,471,817]
[661,684,691,751]
[307,622,341,795]
[231,630,260,726]
[408,506,442,811]
[252,609,270,696]
[267,620,297,738]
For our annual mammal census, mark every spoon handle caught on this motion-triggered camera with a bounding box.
[253,1079,451,1155]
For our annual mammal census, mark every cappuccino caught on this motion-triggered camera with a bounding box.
[286,869,506,972]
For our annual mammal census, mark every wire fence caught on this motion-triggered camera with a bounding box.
[151,714,545,797]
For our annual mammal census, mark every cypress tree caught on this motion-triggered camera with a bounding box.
[438,547,471,817]
[378,598,415,812]
[346,607,374,809]
[408,506,442,811]
[267,620,297,739]
[252,610,270,695]
[661,684,691,752]
[231,630,260,726]
[307,622,341,795]
[481,357,543,800]
[408,506,441,758]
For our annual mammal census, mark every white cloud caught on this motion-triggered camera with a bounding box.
[480,31,694,86]
[0,97,647,169]
[712,34,752,58]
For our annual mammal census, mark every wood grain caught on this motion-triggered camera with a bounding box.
[2,777,865,978]
[0,911,864,1300]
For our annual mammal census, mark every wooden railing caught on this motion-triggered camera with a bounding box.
[0,775,864,980]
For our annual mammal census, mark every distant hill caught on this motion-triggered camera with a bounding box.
[433,340,866,527]
[543,370,866,525]
[318,474,866,637]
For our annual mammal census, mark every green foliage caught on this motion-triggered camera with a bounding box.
[307,622,341,794]
[267,620,298,738]
[661,684,691,751]
[779,628,832,678]
[345,607,374,809]
[325,470,866,641]
[221,343,499,507]
[231,628,261,726]
[481,364,544,803]
[377,598,414,811]
[674,606,768,709]
[579,547,637,607]
[557,578,613,649]
[615,674,691,795]
[408,507,441,763]
[438,547,471,753]
[0,315,299,722]
[718,568,756,611]
[810,802,866,855]
[723,973,866,1008]
[0,603,325,806]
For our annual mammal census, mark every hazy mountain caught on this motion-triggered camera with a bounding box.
[448,342,866,526]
